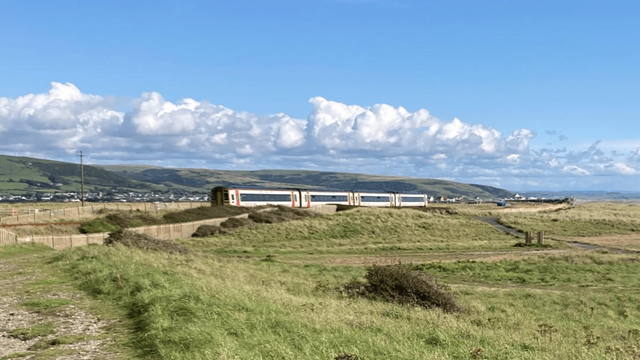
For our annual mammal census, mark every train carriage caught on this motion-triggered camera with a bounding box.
[304,190,352,207]
[212,186,427,208]
[355,192,395,207]
[395,193,428,207]
[212,186,300,207]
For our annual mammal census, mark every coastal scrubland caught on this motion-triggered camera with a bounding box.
[1,203,639,359]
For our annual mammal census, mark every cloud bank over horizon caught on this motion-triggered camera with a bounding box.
[1,82,638,191]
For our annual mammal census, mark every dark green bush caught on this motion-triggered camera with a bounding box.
[343,264,463,313]
[79,218,119,234]
[220,217,254,229]
[192,225,230,237]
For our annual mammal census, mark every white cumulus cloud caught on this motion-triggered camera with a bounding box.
[1,82,639,191]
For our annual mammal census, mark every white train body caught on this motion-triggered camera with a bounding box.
[212,186,427,208]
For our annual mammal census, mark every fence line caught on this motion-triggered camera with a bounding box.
[0,228,18,246]
[0,202,206,225]
[3,204,336,250]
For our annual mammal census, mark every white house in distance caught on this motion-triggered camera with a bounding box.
[513,194,525,200]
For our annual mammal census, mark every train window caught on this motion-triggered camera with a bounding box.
[360,196,388,202]
[231,194,235,201]
[240,194,291,202]
[223,192,229,201]
[310,195,348,202]
[295,194,298,201]
[403,197,424,202]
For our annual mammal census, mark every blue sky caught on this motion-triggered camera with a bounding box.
[1,0,639,191]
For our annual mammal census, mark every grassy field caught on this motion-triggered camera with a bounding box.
[2,205,640,359]
[180,207,564,259]
[499,202,640,237]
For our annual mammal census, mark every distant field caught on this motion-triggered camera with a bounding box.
[499,202,640,237]
[2,203,640,359]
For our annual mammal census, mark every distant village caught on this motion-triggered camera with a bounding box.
[0,190,209,203]
[0,189,570,205]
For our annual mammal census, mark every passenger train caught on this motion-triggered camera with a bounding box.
[211,186,428,208]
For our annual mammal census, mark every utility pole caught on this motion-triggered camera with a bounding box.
[77,151,85,207]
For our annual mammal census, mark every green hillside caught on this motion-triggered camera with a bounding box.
[101,166,514,199]
[0,155,514,198]
[0,155,164,194]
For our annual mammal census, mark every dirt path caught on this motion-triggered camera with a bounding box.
[0,249,133,359]
[475,216,633,254]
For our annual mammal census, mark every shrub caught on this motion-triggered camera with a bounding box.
[342,264,463,313]
[220,217,254,229]
[105,230,188,253]
[192,225,230,237]
[249,206,315,224]
[79,218,119,234]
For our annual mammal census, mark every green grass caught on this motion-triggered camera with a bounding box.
[0,242,53,259]
[419,254,640,287]
[499,202,640,237]
[7,204,640,359]
[21,298,72,309]
[50,242,640,359]
[10,323,56,340]
[180,207,552,257]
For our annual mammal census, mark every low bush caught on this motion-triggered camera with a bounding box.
[79,218,119,234]
[105,230,189,253]
[79,211,162,233]
[249,206,315,224]
[342,264,463,313]
[220,217,254,230]
[162,206,255,224]
[192,225,230,237]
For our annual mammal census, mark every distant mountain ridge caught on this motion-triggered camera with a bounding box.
[0,155,514,199]
[101,166,514,199]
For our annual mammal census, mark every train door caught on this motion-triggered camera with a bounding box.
[306,191,311,207]
[398,194,402,207]
[348,192,353,205]
[291,191,298,207]
[389,194,393,207]
[230,190,239,206]
[355,192,360,206]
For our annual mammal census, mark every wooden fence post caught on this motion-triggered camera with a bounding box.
[525,231,532,245]
[537,231,545,244]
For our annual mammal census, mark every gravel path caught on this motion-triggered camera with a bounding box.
[0,256,124,359]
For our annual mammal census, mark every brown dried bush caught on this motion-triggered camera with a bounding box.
[105,229,189,253]
[342,264,463,313]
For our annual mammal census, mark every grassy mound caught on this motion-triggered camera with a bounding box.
[343,264,463,313]
[248,206,315,223]
[80,210,163,233]
[162,206,256,224]
[104,229,188,253]
[192,206,317,237]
